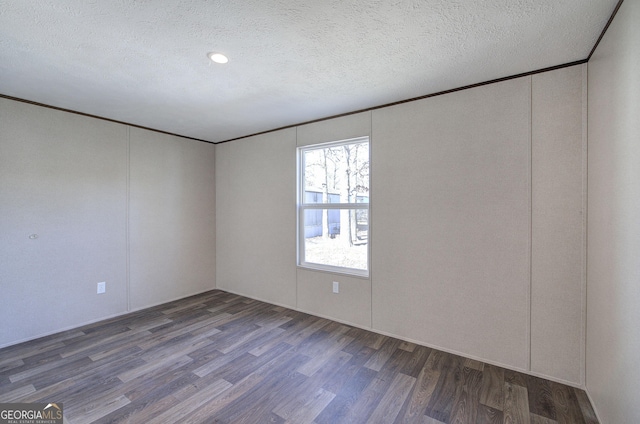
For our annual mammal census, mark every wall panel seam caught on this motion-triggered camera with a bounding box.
[369,110,374,330]
[581,63,589,388]
[295,126,299,310]
[126,126,131,312]
[528,75,533,373]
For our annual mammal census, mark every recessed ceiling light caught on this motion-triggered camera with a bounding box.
[207,52,228,64]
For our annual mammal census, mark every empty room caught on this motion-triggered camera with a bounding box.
[1,1,638,423]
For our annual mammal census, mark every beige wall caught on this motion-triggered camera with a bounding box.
[0,98,216,347]
[531,65,586,384]
[296,113,372,327]
[129,128,216,310]
[587,0,640,422]
[215,129,297,308]
[216,68,586,384]
[215,113,374,328]
[372,77,532,371]
[0,99,128,347]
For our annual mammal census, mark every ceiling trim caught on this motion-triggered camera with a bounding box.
[216,59,588,145]
[587,0,625,61]
[0,59,591,146]
[0,94,214,145]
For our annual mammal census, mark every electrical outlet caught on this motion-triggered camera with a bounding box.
[333,281,339,293]
[97,281,106,294]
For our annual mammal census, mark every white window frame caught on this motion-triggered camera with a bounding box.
[297,136,370,277]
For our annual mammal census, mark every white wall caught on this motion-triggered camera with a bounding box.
[587,0,640,422]
[0,98,216,347]
[216,67,586,385]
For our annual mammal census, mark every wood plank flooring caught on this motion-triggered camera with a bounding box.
[0,290,598,423]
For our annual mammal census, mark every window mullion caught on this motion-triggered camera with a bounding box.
[300,203,368,210]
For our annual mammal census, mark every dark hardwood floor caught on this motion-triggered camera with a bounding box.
[0,290,598,423]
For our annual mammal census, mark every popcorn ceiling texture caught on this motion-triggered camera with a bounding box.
[0,0,617,142]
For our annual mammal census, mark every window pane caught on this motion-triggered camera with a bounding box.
[303,141,369,204]
[303,209,368,271]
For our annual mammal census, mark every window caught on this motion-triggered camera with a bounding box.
[297,136,370,277]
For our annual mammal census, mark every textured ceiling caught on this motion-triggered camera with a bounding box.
[0,0,618,143]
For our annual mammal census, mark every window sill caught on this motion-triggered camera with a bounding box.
[297,263,370,279]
